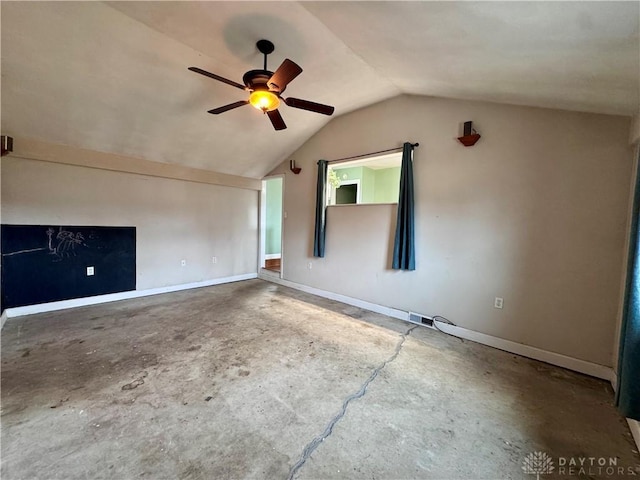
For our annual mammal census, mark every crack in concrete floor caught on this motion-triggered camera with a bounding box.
[287,325,418,480]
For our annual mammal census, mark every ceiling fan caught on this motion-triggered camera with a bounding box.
[189,40,335,131]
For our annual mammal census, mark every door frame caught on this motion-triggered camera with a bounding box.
[259,174,285,278]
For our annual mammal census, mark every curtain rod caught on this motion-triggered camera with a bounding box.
[326,143,419,164]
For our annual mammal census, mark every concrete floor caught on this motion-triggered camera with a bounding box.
[1,279,638,480]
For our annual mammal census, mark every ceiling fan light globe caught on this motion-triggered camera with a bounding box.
[249,91,280,112]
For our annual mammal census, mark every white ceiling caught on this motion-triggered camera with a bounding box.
[2,2,638,179]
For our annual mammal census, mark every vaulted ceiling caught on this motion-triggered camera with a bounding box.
[2,2,638,179]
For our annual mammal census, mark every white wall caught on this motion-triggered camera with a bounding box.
[1,153,258,292]
[270,95,633,367]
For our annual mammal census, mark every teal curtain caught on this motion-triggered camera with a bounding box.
[313,160,328,257]
[616,150,640,421]
[392,143,416,270]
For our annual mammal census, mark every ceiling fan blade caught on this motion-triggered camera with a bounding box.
[267,59,303,92]
[267,109,287,131]
[188,67,246,91]
[207,100,249,115]
[284,97,335,116]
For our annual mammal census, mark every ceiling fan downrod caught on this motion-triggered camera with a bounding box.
[256,39,275,72]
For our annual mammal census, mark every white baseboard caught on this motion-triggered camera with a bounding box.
[433,322,613,381]
[5,271,616,384]
[259,274,408,321]
[629,419,640,451]
[259,275,613,381]
[2,273,258,321]
[265,254,281,260]
[1,311,7,330]
[611,370,618,392]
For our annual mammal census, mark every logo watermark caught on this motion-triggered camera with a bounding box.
[522,451,638,478]
[522,452,554,480]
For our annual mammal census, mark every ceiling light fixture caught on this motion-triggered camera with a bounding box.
[189,39,334,130]
[249,90,280,112]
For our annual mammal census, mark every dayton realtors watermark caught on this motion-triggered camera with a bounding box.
[522,451,638,479]
[558,456,637,477]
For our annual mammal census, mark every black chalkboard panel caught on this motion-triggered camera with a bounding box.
[1,225,136,310]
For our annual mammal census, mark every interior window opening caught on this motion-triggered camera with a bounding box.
[327,152,402,206]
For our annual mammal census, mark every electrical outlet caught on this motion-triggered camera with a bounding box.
[494,297,504,309]
[308,262,313,270]
[181,260,186,267]
[212,256,217,264]
[86,266,95,276]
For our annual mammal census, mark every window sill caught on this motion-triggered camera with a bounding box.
[327,203,398,207]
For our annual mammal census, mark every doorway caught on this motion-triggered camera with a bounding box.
[260,176,284,276]
[336,183,358,204]
[328,179,362,205]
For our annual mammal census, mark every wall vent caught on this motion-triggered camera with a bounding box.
[408,312,435,329]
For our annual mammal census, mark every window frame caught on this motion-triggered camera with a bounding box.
[326,152,402,207]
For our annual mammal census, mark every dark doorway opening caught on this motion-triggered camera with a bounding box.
[336,184,358,204]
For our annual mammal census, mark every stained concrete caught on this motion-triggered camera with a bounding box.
[1,279,638,479]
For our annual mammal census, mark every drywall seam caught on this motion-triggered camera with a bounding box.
[2,273,257,320]
[259,274,613,381]
[7,137,261,191]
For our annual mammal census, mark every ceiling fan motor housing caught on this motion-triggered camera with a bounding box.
[243,70,281,93]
